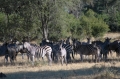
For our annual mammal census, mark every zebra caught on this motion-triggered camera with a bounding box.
[55,43,67,65]
[92,37,111,61]
[62,41,74,62]
[108,40,120,57]
[73,39,101,62]
[72,38,90,59]
[0,42,8,64]
[23,42,52,66]
[73,38,81,55]
[51,42,60,62]
[7,43,19,65]
[7,42,28,65]
[60,43,67,65]
[40,39,74,63]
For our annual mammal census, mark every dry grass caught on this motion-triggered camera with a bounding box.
[104,32,120,39]
[0,53,120,79]
[1,32,120,79]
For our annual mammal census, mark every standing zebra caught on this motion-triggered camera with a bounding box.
[92,38,111,61]
[0,42,8,64]
[108,40,120,57]
[74,40,101,62]
[62,41,74,62]
[23,42,52,66]
[58,43,67,65]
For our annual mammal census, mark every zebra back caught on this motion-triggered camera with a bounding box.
[76,44,99,55]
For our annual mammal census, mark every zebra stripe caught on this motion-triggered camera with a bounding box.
[38,45,52,65]
[23,42,52,65]
[62,43,74,61]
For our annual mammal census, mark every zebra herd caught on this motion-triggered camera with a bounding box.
[0,37,120,66]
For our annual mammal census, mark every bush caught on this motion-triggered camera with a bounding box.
[79,9,109,38]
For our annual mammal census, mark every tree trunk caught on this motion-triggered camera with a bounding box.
[42,24,48,40]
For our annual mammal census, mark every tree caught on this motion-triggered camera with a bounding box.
[79,9,109,38]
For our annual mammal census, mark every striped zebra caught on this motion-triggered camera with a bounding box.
[73,40,101,62]
[62,42,74,62]
[36,45,52,64]
[58,43,67,65]
[40,39,74,63]
[23,42,52,66]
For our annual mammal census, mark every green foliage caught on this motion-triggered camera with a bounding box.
[0,0,119,42]
[79,9,109,38]
[0,13,6,41]
[108,11,120,32]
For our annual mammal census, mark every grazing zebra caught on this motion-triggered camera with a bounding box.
[23,42,52,66]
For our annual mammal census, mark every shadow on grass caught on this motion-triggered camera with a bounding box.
[2,66,120,79]
[1,56,120,79]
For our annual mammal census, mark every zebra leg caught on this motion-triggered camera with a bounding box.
[64,56,67,66]
[110,50,112,57]
[4,54,8,65]
[52,52,56,62]
[47,55,52,66]
[80,54,83,62]
[67,52,71,63]
[35,53,39,61]
[22,53,24,59]
[91,55,94,62]
[72,50,74,59]
[10,56,13,65]
[104,51,108,61]
[56,56,58,63]
[27,53,30,62]
[31,55,34,66]
[103,53,107,62]
[61,56,64,66]
[95,55,97,63]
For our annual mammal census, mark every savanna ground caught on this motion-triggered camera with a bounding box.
[1,33,120,79]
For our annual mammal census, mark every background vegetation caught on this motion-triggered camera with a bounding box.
[0,0,120,42]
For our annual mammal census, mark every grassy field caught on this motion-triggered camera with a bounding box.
[0,52,120,79]
[1,33,120,79]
